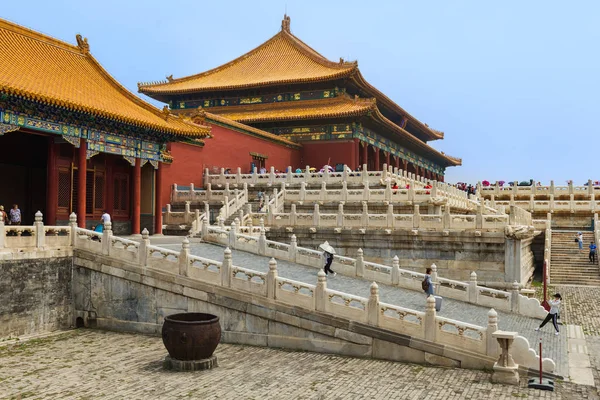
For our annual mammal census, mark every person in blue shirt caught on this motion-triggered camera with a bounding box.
[589,242,597,263]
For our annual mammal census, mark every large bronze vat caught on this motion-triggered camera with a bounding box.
[162,313,221,360]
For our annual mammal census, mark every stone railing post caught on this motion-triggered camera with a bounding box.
[408,184,415,202]
[102,221,113,255]
[486,309,499,357]
[468,271,478,303]
[443,205,451,229]
[218,215,225,230]
[299,182,306,201]
[362,181,370,201]
[476,205,483,229]
[342,165,348,182]
[424,296,437,342]
[179,238,190,276]
[236,167,242,184]
[139,228,150,268]
[570,194,575,213]
[252,167,258,184]
[267,258,277,299]
[269,166,275,185]
[224,183,231,198]
[413,205,421,229]
[313,203,320,227]
[341,181,348,202]
[229,222,237,249]
[221,247,232,287]
[362,164,369,183]
[320,181,327,200]
[384,180,392,201]
[290,204,297,226]
[289,234,297,262]
[430,263,438,287]
[184,202,192,223]
[589,179,594,196]
[69,213,77,246]
[568,180,574,195]
[367,282,380,325]
[315,270,327,312]
[356,248,365,277]
[510,281,520,313]
[258,224,267,255]
[206,183,212,200]
[361,202,368,227]
[164,204,172,224]
[337,203,344,227]
[387,204,394,228]
[549,194,555,212]
[34,211,45,249]
[189,183,195,202]
[391,255,400,285]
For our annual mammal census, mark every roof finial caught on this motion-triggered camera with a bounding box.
[76,34,90,54]
[281,14,291,32]
[166,74,173,82]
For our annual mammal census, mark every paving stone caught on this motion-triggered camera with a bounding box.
[0,329,595,400]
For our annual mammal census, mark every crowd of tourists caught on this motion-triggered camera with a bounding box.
[0,204,21,225]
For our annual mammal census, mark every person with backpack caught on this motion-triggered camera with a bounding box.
[535,293,562,336]
[589,241,597,263]
[422,268,434,297]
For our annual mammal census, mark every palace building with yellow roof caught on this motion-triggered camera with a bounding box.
[139,15,460,181]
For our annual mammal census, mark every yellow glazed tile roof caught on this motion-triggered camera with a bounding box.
[138,24,357,94]
[202,112,301,148]
[0,18,210,137]
[209,96,377,124]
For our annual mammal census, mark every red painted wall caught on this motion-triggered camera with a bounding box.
[160,123,301,206]
[300,140,357,171]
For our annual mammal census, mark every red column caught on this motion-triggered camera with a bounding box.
[385,152,391,169]
[374,148,380,171]
[132,158,141,234]
[46,138,58,225]
[354,139,360,170]
[361,142,368,168]
[402,160,408,173]
[154,163,163,235]
[394,156,400,170]
[77,140,87,228]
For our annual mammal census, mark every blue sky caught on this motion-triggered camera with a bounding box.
[3,1,599,185]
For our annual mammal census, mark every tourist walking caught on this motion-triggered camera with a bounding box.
[590,241,597,263]
[422,268,434,297]
[0,206,7,223]
[9,204,21,225]
[577,232,584,251]
[101,210,111,227]
[535,293,562,335]
[319,241,336,276]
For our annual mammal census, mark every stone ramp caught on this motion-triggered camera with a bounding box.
[156,240,569,378]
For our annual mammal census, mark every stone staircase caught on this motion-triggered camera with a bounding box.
[550,230,600,285]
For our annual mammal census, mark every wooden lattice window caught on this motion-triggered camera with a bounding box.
[84,169,105,215]
[57,168,71,214]
[113,173,129,217]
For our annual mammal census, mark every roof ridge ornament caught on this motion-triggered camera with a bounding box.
[75,34,89,54]
[162,105,170,119]
[166,74,173,82]
[281,14,291,32]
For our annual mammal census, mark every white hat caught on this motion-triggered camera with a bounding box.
[319,241,336,254]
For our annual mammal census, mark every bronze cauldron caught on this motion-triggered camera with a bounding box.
[162,313,221,360]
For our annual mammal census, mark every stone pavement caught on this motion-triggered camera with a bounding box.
[0,329,595,400]
[147,237,569,378]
